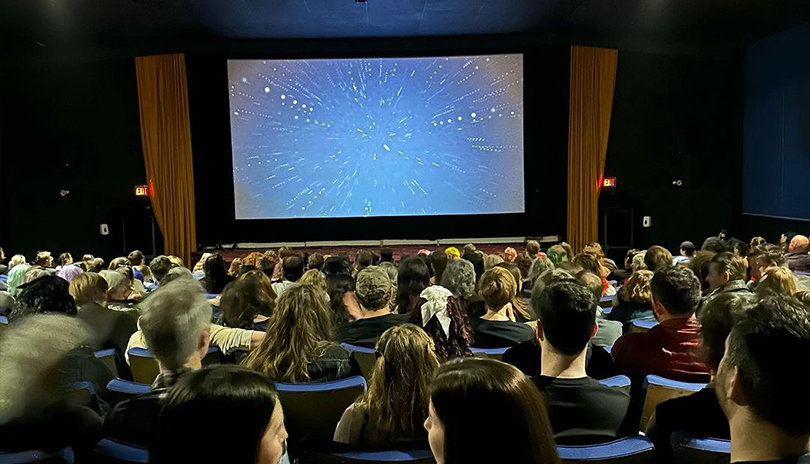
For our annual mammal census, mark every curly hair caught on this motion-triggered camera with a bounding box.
[618,270,653,304]
[441,259,476,300]
[409,294,474,361]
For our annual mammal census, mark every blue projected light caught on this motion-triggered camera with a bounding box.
[228,55,525,220]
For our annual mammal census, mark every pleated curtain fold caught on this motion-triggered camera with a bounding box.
[567,45,619,254]
[135,54,197,267]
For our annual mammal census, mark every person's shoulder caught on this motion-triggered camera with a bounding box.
[321,343,352,359]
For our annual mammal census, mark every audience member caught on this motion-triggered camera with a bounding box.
[354,250,374,275]
[244,284,357,383]
[756,266,798,297]
[573,253,615,296]
[425,357,560,464]
[576,271,622,346]
[5,262,29,296]
[99,270,140,307]
[322,256,352,276]
[200,253,234,294]
[707,252,752,296]
[644,245,674,272]
[441,258,485,319]
[35,251,53,268]
[219,270,275,332]
[786,235,810,272]
[532,281,630,443]
[9,254,26,269]
[525,240,541,259]
[379,248,394,263]
[272,255,304,297]
[335,325,439,447]
[57,263,83,283]
[646,293,754,460]
[56,252,73,271]
[395,257,430,314]
[702,236,728,253]
[307,253,325,271]
[23,266,50,285]
[689,250,716,295]
[408,286,473,361]
[227,257,242,277]
[430,251,448,286]
[495,262,533,321]
[444,247,460,261]
[715,295,810,463]
[9,275,77,321]
[750,236,767,247]
[149,255,175,284]
[503,247,517,263]
[470,268,534,347]
[525,255,553,294]
[71,272,138,358]
[748,244,787,289]
[150,366,288,464]
[673,241,696,265]
[337,266,407,347]
[327,273,360,323]
[608,270,655,326]
[0,247,6,275]
[299,268,326,292]
[612,266,710,383]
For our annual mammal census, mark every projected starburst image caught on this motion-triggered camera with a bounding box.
[228,54,524,220]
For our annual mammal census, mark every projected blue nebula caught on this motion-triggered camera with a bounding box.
[228,55,524,220]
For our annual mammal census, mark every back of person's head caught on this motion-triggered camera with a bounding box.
[749,243,787,268]
[150,365,286,464]
[697,293,754,372]
[282,255,305,282]
[526,256,553,284]
[355,266,392,311]
[729,238,751,258]
[679,241,696,257]
[526,240,540,257]
[358,325,439,442]
[203,253,228,279]
[327,273,356,323]
[440,259,476,300]
[483,254,504,270]
[427,357,560,464]
[322,256,352,276]
[688,250,716,294]
[702,237,728,253]
[299,269,327,293]
[788,234,810,253]
[242,252,263,268]
[547,245,568,267]
[127,250,144,266]
[644,245,674,272]
[582,242,605,258]
[750,236,767,247]
[243,284,333,382]
[631,251,648,271]
[99,269,131,300]
[149,255,175,283]
[430,251,448,284]
[138,278,212,371]
[461,252,485,285]
[220,271,276,329]
[515,255,533,281]
[69,272,108,306]
[378,248,394,263]
[534,281,597,355]
[0,315,91,419]
[445,247,461,261]
[108,257,129,271]
[58,252,72,266]
[92,257,105,273]
[618,270,654,304]
[494,262,523,297]
[161,266,194,286]
[650,266,701,316]
[278,246,297,259]
[708,252,747,284]
[462,243,477,255]
[414,286,473,361]
[575,271,604,300]
[35,251,52,267]
[756,266,798,297]
[355,250,374,270]
[10,275,77,321]
[396,258,431,313]
[572,253,606,278]
[9,254,26,268]
[530,268,575,303]
[719,295,810,437]
[479,267,517,310]
[307,253,325,271]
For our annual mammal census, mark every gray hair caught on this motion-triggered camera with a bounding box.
[99,269,129,292]
[631,251,648,271]
[441,259,476,299]
[0,315,91,419]
[161,266,195,286]
[138,277,212,370]
[527,256,554,283]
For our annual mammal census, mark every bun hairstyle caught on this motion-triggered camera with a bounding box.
[478,267,517,310]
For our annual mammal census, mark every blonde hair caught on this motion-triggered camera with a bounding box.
[69,272,108,306]
[9,255,26,268]
[193,253,213,273]
[168,256,185,268]
[299,269,327,292]
[228,258,242,276]
[479,267,517,310]
[243,284,334,383]
[353,325,439,445]
[618,270,653,304]
[756,267,797,297]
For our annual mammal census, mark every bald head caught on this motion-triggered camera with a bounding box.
[789,235,809,253]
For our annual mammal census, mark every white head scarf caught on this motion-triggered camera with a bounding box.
[420,286,454,337]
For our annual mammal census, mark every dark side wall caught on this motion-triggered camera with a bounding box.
[0,54,155,261]
[601,49,744,259]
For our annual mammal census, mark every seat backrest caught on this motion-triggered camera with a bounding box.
[670,431,730,464]
[63,381,96,408]
[93,439,149,464]
[94,348,120,378]
[469,347,509,360]
[557,435,654,464]
[630,319,657,334]
[105,379,151,406]
[639,375,706,431]
[341,343,376,380]
[598,375,631,393]
[0,316,8,332]
[275,376,367,444]
[0,447,74,464]
[300,449,435,464]
[126,348,160,385]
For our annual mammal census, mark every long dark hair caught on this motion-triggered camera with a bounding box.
[220,270,277,329]
[150,365,281,464]
[430,252,448,285]
[429,358,560,464]
[327,273,356,323]
[201,253,233,294]
[396,258,430,314]
[409,295,473,361]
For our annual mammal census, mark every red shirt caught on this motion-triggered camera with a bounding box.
[612,317,711,384]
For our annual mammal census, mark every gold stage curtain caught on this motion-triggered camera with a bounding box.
[567,45,618,254]
[135,54,197,267]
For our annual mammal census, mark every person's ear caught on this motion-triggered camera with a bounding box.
[536,320,545,342]
[728,366,749,406]
[199,327,211,354]
[590,322,598,340]
[723,271,731,283]
[652,298,665,318]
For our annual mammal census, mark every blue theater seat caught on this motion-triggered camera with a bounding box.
[94,348,119,378]
[670,431,730,464]
[598,375,631,391]
[0,448,74,464]
[275,376,367,444]
[469,346,509,360]
[341,343,376,380]
[557,435,655,463]
[630,319,657,333]
[105,379,151,406]
[639,375,706,431]
[93,439,148,464]
[128,346,221,384]
[301,449,435,464]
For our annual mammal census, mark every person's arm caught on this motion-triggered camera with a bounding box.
[250,330,266,350]
[208,324,256,354]
[333,403,365,445]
